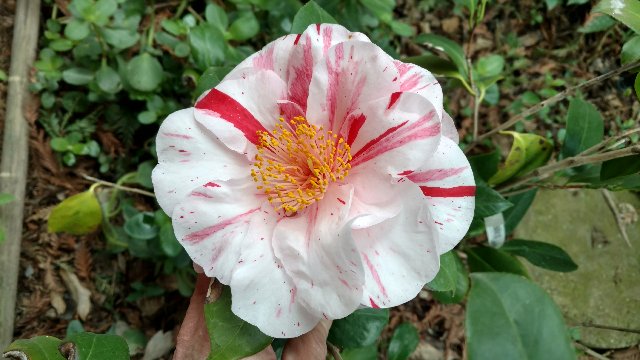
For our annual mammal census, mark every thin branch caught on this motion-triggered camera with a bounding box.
[581,127,640,156]
[80,174,156,197]
[574,342,610,360]
[602,189,632,248]
[497,145,640,193]
[578,323,640,335]
[465,60,640,153]
[327,341,343,360]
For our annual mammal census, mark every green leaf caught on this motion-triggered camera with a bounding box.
[389,20,414,36]
[3,336,64,360]
[466,273,576,360]
[419,34,468,79]
[0,193,15,206]
[189,23,226,70]
[64,18,90,41]
[578,14,617,33]
[195,66,233,97]
[594,0,640,34]
[228,12,260,41]
[360,0,395,22]
[600,154,640,181]
[387,323,419,360]
[60,332,129,360]
[62,67,94,85]
[328,308,390,348]
[205,3,229,31]
[50,39,74,52]
[96,64,121,93]
[545,0,560,10]
[102,28,140,50]
[135,161,154,188]
[488,131,553,185]
[466,246,529,277]
[468,150,501,182]
[475,54,504,79]
[403,54,466,82]
[137,110,157,124]
[159,222,182,257]
[425,251,458,292]
[431,250,469,304]
[562,98,604,158]
[501,239,578,272]
[126,53,164,92]
[124,212,158,240]
[205,286,273,360]
[621,35,640,64]
[341,344,378,360]
[503,189,537,234]
[161,19,189,36]
[0,227,4,245]
[474,181,513,218]
[290,1,337,34]
[48,190,102,235]
[66,320,85,337]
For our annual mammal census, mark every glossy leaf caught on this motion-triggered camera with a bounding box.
[328,308,390,348]
[466,246,529,277]
[466,273,576,360]
[205,286,273,360]
[474,181,513,218]
[578,13,617,33]
[600,155,640,181]
[290,1,337,33]
[621,35,640,64]
[426,251,458,292]
[431,251,469,304]
[501,239,578,272]
[504,189,538,234]
[489,131,553,185]
[60,332,129,360]
[341,344,378,360]
[562,99,604,158]
[468,150,501,182]
[594,0,640,34]
[48,190,102,235]
[418,34,468,78]
[387,323,419,360]
[127,53,164,92]
[3,336,64,360]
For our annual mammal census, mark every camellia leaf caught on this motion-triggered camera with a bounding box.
[621,35,640,64]
[127,53,164,92]
[48,190,102,235]
[466,246,529,278]
[3,336,64,360]
[387,323,420,360]
[600,154,640,181]
[466,273,576,360]
[341,344,378,360]
[501,239,578,272]
[594,0,640,34]
[59,332,129,360]
[473,181,513,218]
[578,13,617,33]
[328,308,390,348]
[205,286,273,360]
[562,98,604,159]
[426,251,458,292]
[488,131,553,186]
[431,250,469,304]
[468,150,501,182]
[290,1,338,34]
[503,189,538,234]
[418,34,468,79]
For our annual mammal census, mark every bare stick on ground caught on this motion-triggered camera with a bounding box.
[0,0,41,349]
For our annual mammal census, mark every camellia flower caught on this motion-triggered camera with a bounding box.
[153,23,475,338]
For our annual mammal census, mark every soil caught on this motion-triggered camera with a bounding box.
[3,0,639,359]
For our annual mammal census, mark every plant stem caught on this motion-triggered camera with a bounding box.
[465,60,640,153]
[327,341,342,360]
[187,6,205,23]
[574,342,610,360]
[81,173,155,197]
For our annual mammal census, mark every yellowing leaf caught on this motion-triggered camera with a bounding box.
[48,190,102,235]
[489,131,553,186]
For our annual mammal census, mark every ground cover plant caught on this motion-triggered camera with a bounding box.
[2,0,639,359]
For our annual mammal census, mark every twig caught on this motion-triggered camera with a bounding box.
[465,60,640,153]
[327,341,343,360]
[80,174,156,197]
[602,189,632,248]
[499,183,591,197]
[578,323,640,335]
[497,145,640,193]
[581,127,640,156]
[187,6,205,23]
[574,342,610,360]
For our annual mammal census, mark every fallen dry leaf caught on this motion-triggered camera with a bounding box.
[59,267,92,320]
[142,330,175,360]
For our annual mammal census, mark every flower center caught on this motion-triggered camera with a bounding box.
[251,116,352,215]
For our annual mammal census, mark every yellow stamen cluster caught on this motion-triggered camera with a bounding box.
[251,116,352,215]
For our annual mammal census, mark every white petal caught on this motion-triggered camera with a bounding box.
[406,137,475,254]
[441,111,459,144]
[171,178,262,285]
[393,60,444,119]
[230,203,321,338]
[152,108,248,216]
[272,184,364,320]
[348,170,404,229]
[193,68,286,156]
[353,183,440,309]
[349,92,442,177]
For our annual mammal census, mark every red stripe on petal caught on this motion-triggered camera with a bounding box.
[195,88,267,145]
[369,297,380,309]
[387,92,401,109]
[183,208,259,244]
[346,113,366,146]
[293,33,302,45]
[163,132,193,140]
[204,182,220,188]
[420,186,476,197]
[363,253,388,298]
[407,167,467,183]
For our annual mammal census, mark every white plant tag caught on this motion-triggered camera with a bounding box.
[484,213,506,248]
